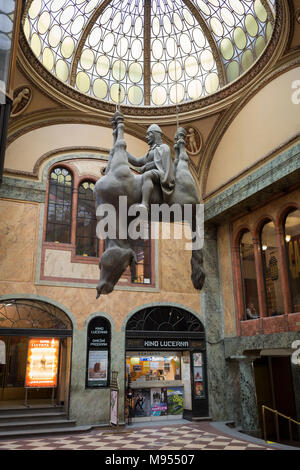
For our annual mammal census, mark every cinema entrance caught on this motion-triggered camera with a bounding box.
[0,299,72,409]
[125,306,208,422]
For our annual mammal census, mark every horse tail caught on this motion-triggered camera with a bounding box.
[191,248,205,290]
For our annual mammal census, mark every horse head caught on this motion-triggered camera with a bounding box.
[96,244,137,298]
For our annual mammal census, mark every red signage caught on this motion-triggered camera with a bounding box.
[25,338,59,388]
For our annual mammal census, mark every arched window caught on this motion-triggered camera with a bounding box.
[260,221,284,316]
[76,181,98,257]
[284,209,300,313]
[46,167,73,243]
[239,231,259,320]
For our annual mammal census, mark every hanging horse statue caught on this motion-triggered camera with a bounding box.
[94,110,205,298]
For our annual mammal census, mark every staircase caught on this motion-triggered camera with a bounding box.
[0,406,91,439]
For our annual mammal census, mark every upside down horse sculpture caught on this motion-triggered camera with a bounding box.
[94,110,205,298]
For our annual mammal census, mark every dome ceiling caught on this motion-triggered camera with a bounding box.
[23,0,276,108]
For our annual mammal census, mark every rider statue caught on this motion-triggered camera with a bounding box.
[126,124,175,211]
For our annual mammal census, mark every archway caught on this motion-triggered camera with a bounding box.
[0,299,73,409]
[125,305,208,422]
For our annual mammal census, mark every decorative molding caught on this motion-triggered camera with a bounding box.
[184,125,203,156]
[204,141,300,224]
[17,0,286,124]
[10,85,32,117]
[199,52,300,197]
[7,107,152,148]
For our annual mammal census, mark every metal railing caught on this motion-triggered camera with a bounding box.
[262,405,300,443]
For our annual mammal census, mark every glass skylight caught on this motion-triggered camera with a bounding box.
[23,0,276,107]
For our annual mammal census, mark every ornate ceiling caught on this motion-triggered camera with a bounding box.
[22,0,277,112]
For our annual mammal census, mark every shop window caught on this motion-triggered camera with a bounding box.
[126,353,181,384]
[46,167,73,243]
[284,209,300,312]
[76,181,99,257]
[260,221,284,316]
[239,231,259,320]
[86,317,111,388]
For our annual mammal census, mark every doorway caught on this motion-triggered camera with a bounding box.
[125,305,208,423]
[253,355,297,441]
[0,299,73,409]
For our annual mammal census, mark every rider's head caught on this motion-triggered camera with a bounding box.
[146,124,163,146]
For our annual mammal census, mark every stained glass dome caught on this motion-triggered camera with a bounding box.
[23,0,276,108]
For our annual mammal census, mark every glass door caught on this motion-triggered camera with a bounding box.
[0,336,28,401]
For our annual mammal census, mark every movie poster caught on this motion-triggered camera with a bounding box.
[87,350,108,387]
[150,388,168,416]
[167,387,183,415]
[25,338,59,388]
[131,389,151,417]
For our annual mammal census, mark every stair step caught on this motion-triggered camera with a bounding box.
[0,412,67,422]
[191,416,212,421]
[0,406,65,416]
[0,425,92,440]
[0,419,77,432]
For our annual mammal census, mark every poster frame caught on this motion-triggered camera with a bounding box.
[24,337,60,390]
[85,316,111,389]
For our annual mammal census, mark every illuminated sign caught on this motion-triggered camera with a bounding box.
[143,340,190,349]
[25,338,59,388]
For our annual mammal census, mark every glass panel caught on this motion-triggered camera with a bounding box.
[46,167,72,243]
[76,181,98,257]
[261,221,284,316]
[23,0,276,107]
[0,299,72,329]
[126,353,181,383]
[0,0,16,92]
[5,336,28,387]
[130,227,151,285]
[239,231,259,320]
[284,209,300,313]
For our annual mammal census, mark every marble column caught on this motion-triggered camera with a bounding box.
[201,223,228,421]
[225,360,242,426]
[238,357,260,433]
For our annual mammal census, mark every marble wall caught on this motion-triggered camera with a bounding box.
[0,199,39,283]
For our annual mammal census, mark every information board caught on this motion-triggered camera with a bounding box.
[86,317,111,388]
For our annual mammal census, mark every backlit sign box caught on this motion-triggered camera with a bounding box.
[25,338,59,388]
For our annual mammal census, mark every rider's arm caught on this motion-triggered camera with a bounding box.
[127,151,147,167]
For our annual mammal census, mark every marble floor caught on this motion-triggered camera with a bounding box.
[0,421,280,450]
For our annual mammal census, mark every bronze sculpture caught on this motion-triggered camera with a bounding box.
[94,111,205,297]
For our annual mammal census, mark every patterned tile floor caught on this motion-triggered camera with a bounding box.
[0,422,276,450]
